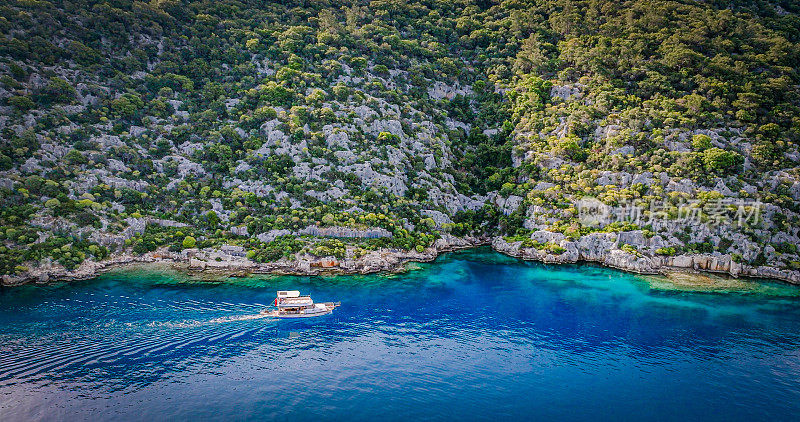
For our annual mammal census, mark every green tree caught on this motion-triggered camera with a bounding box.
[703,148,743,175]
[64,149,87,165]
[39,77,76,104]
[204,211,220,228]
[110,93,144,118]
[0,153,11,171]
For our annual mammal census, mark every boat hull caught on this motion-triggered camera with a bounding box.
[261,309,333,318]
[261,302,340,318]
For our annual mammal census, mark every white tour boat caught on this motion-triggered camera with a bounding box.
[261,290,340,318]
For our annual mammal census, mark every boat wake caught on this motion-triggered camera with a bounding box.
[139,311,275,329]
[0,308,279,388]
[209,313,275,324]
[0,320,274,388]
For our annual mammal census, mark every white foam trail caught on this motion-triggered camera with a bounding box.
[209,313,275,324]
[0,308,277,384]
[143,311,274,329]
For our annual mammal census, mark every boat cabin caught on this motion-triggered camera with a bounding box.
[275,290,314,313]
[266,290,340,318]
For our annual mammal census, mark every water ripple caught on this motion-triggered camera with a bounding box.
[0,249,799,421]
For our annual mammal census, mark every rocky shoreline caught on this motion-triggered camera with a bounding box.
[492,233,800,285]
[0,235,489,286]
[3,233,799,287]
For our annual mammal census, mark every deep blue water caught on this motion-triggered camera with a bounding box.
[1,249,800,421]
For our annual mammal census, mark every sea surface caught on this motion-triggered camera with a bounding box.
[1,248,800,421]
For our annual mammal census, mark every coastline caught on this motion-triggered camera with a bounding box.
[3,234,799,287]
[491,236,800,286]
[0,235,489,286]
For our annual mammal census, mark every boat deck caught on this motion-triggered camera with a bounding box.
[278,296,313,307]
[263,301,340,318]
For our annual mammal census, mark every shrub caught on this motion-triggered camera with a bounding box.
[751,252,767,267]
[39,77,76,104]
[0,153,12,170]
[702,148,743,175]
[373,64,389,75]
[182,236,197,249]
[64,149,88,165]
[8,95,34,112]
[655,246,676,256]
[691,134,712,151]
[377,131,400,144]
[545,242,565,255]
[620,244,642,257]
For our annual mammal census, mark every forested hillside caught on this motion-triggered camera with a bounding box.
[1,0,799,281]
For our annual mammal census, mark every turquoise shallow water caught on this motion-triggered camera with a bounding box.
[1,248,800,421]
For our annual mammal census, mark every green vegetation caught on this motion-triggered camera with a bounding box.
[182,236,197,249]
[0,0,798,277]
[246,236,305,263]
[620,244,642,258]
[655,247,677,256]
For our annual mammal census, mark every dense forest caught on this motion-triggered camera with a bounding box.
[1,0,799,278]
